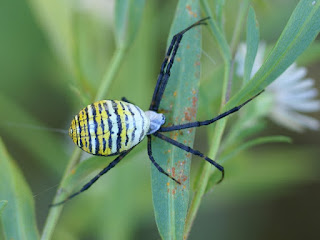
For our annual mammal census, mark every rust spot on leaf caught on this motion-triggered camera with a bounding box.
[194,61,200,66]
[172,167,176,177]
[181,175,188,182]
[184,111,192,121]
[173,91,177,97]
[186,4,198,18]
[185,106,197,120]
[192,96,198,107]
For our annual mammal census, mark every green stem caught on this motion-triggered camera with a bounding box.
[184,65,229,239]
[95,48,126,101]
[40,148,82,240]
[230,0,251,57]
[40,47,127,240]
[201,0,231,62]
[71,15,95,99]
[185,1,251,237]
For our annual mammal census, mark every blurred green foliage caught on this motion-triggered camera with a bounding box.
[0,0,319,239]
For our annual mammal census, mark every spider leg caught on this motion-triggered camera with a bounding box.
[50,149,133,207]
[121,97,133,104]
[159,90,264,132]
[147,135,181,184]
[153,132,224,183]
[149,17,210,112]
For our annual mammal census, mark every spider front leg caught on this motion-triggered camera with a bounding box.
[159,90,264,132]
[149,17,210,112]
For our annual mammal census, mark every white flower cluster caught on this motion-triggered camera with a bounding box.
[76,0,114,23]
[235,43,320,132]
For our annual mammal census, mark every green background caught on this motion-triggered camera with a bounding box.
[0,0,320,239]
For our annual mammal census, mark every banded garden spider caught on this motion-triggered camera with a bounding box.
[51,17,262,206]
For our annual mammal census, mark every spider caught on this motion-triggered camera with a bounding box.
[51,17,262,206]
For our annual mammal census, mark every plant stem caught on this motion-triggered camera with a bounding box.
[40,148,82,240]
[230,0,251,56]
[201,0,231,62]
[184,1,251,237]
[95,48,126,101]
[184,65,229,239]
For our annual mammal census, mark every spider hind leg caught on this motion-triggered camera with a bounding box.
[50,149,133,207]
[147,136,181,184]
[153,132,224,183]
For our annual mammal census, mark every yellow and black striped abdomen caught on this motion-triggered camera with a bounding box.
[69,100,150,156]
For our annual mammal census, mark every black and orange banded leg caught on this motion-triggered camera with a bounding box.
[147,135,181,184]
[50,149,134,207]
[153,132,224,183]
[149,17,210,112]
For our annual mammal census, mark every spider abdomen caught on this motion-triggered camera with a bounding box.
[69,100,150,156]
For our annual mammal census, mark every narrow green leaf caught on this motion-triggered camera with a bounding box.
[221,136,291,165]
[230,0,251,55]
[27,0,74,72]
[0,200,8,215]
[95,0,146,101]
[0,138,39,240]
[151,2,201,239]
[244,6,259,84]
[72,11,114,90]
[201,0,231,62]
[226,0,320,108]
[214,149,316,200]
[206,136,291,192]
[27,0,94,100]
[0,94,68,174]
[115,0,146,49]
[215,0,225,31]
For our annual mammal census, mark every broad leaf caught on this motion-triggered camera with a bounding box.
[151,1,202,239]
[0,200,8,215]
[0,138,39,240]
[0,93,68,173]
